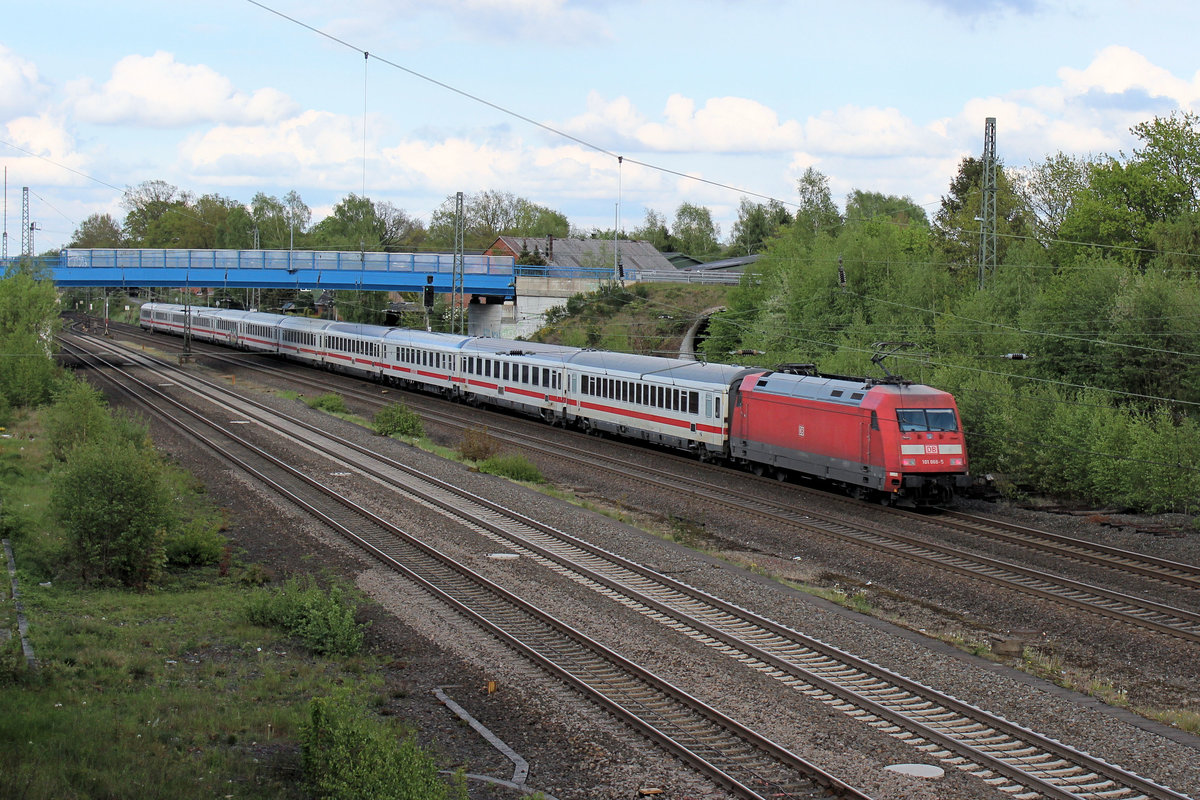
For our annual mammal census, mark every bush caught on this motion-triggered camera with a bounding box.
[373,402,423,438]
[42,378,113,460]
[164,518,226,567]
[0,330,58,409]
[51,438,171,589]
[302,691,466,800]
[246,576,367,656]
[458,427,499,461]
[305,393,349,414]
[478,454,544,483]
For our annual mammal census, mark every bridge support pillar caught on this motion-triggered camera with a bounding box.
[468,302,503,338]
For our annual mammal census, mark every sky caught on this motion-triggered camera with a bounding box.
[3,0,1199,253]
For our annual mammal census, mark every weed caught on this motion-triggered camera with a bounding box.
[458,427,499,461]
[372,402,423,438]
[477,454,544,483]
[246,576,368,656]
[302,690,466,799]
[304,393,349,414]
[1142,707,1200,734]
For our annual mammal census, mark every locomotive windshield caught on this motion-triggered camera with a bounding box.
[896,408,959,432]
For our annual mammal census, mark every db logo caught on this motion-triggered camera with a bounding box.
[925,444,938,454]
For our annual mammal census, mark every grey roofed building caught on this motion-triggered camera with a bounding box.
[487,235,676,275]
[663,252,704,270]
[681,253,761,273]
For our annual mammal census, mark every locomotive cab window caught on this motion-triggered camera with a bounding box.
[896,408,958,432]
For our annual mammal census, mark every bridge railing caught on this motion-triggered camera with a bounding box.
[513,265,637,281]
[63,249,515,275]
[635,269,744,285]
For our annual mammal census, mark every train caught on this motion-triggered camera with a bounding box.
[138,302,970,506]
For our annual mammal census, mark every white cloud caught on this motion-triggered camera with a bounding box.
[182,110,362,185]
[68,52,298,128]
[800,106,942,157]
[1,114,90,186]
[1058,45,1200,109]
[563,92,803,153]
[0,46,47,118]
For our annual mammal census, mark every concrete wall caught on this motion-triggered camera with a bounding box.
[497,275,607,339]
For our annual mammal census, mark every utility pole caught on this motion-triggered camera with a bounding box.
[20,187,30,258]
[452,191,465,335]
[2,167,8,261]
[978,117,998,290]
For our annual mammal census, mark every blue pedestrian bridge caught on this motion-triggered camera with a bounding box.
[24,248,520,298]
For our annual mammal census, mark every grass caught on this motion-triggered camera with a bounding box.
[1,571,390,800]
[0,405,466,799]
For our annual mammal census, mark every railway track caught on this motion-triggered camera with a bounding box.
[115,324,1200,644]
[65,328,1197,800]
[61,332,870,800]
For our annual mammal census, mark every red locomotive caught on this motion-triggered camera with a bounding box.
[729,364,969,505]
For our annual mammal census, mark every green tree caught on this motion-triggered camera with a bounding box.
[632,208,673,251]
[1105,271,1200,406]
[251,190,311,249]
[794,166,841,240]
[121,179,185,245]
[1130,110,1200,212]
[68,213,125,248]
[932,156,1031,270]
[426,190,568,250]
[728,198,792,256]
[844,190,928,227]
[1017,151,1093,246]
[309,194,386,251]
[0,262,60,407]
[671,202,720,258]
[1057,158,1179,268]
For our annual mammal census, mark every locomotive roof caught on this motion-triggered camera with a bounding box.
[749,372,952,407]
[566,350,755,387]
[748,372,876,406]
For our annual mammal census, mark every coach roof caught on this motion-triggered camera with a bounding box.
[566,349,755,387]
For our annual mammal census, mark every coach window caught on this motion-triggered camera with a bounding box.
[689,392,699,415]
